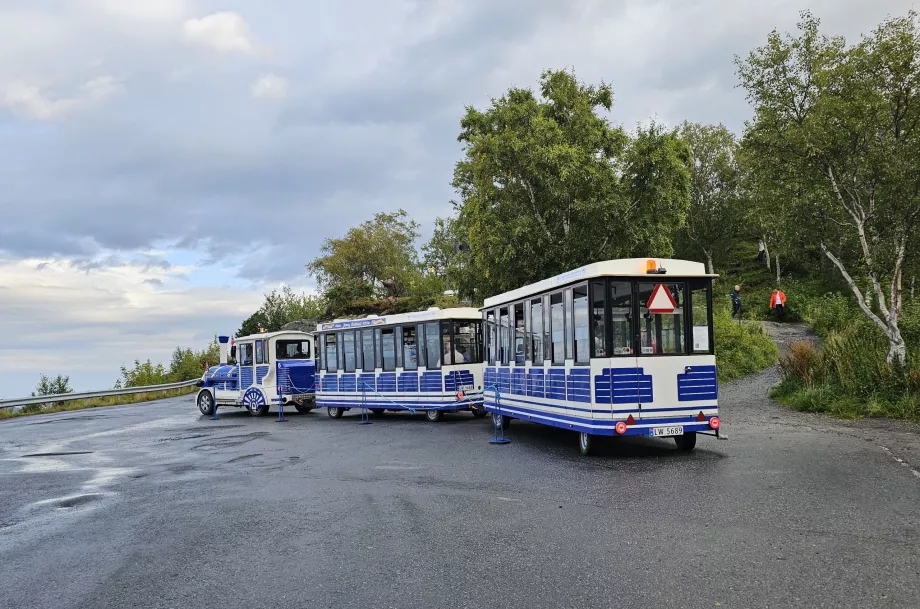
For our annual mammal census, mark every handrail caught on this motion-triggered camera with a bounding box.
[0,379,200,410]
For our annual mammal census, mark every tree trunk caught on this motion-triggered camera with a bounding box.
[887,320,907,368]
[763,236,771,271]
[704,250,714,275]
[911,275,915,300]
[774,252,781,284]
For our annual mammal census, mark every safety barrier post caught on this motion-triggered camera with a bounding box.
[358,384,372,425]
[209,391,220,421]
[488,384,511,445]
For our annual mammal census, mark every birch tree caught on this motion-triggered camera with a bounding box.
[737,11,920,366]
[678,122,742,274]
[452,69,690,295]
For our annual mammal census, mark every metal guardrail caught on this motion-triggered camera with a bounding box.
[0,379,199,409]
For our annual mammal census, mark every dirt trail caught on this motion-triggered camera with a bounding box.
[739,320,920,475]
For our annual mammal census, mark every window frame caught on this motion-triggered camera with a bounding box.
[402,324,418,371]
[636,280,689,357]
[564,288,574,361]
[572,282,590,365]
[689,278,715,355]
[550,291,564,365]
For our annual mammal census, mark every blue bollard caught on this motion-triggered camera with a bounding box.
[488,386,511,445]
[209,393,219,421]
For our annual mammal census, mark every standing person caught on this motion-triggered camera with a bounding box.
[756,239,766,264]
[770,288,787,320]
[730,285,742,319]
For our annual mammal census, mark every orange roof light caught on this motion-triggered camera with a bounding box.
[645,259,657,273]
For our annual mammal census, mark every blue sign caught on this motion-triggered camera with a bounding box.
[317,318,387,331]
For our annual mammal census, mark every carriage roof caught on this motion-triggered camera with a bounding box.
[235,330,313,342]
[316,307,481,333]
[482,258,717,308]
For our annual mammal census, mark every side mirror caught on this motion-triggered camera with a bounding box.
[230,345,236,359]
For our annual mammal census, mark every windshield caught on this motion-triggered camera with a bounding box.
[276,340,311,360]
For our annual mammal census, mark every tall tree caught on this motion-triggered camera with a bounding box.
[737,11,920,366]
[307,210,421,312]
[32,374,73,397]
[677,122,742,274]
[237,286,325,337]
[452,69,691,296]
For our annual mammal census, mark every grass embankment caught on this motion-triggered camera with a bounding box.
[0,386,197,420]
[771,293,920,421]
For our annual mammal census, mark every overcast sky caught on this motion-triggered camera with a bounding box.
[0,0,913,397]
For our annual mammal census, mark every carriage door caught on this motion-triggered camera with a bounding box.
[605,281,642,418]
[238,342,255,391]
[635,281,692,419]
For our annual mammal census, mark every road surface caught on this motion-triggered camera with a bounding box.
[2,340,919,608]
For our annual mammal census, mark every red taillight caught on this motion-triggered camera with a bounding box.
[456,391,464,400]
[709,416,721,430]
[615,421,627,435]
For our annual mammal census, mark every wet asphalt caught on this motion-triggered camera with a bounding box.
[2,357,920,608]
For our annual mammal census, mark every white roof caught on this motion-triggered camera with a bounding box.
[482,258,715,308]
[235,330,313,342]
[316,307,480,332]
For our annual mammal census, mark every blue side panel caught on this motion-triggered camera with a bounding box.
[398,372,419,392]
[339,373,357,392]
[528,369,545,399]
[444,370,474,392]
[594,367,653,404]
[357,373,376,393]
[498,368,511,394]
[547,368,566,401]
[484,367,496,388]
[566,369,591,403]
[611,367,653,404]
[321,374,338,392]
[420,372,443,392]
[677,365,718,401]
[240,367,254,389]
[278,362,315,394]
[511,369,526,395]
[377,373,397,393]
[256,365,269,385]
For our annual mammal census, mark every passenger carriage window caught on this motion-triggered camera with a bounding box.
[523,302,532,362]
[499,307,510,365]
[610,282,633,356]
[395,326,403,368]
[403,326,418,371]
[343,331,357,372]
[452,321,480,364]
[425,321,441,369]
[361,330,375,371]
[638,282,687,355]
[239,343,253,366]
[690,280,713,354]
[381,328,396,371]
[325,334,337,372]
[337,332,345,371]
[530,298,543,362]
[255,340,266,365]
[550,292,564,365]
[573,284,590,363]
[564,289,574,361]
[375,328,383,369]
[486,310,497,365]
[543,295,551,362]
[513,303,525,364]
[318,335,325,370]
[591,282,607,357]
[441,322,454,366]
[276,340,311,360]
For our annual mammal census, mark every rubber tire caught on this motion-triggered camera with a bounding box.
[247,402,270,417]
[425,409,443,422]
[293,402,313,414]
[327,406,344,419]
[471,405,487,418]
[491,412,512,430]
[371,408,385,416]
[579,431,594,456]
[197,391,215,416]
[674,432,697,452]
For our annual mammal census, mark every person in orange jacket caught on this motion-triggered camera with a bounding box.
[770,288,787,320]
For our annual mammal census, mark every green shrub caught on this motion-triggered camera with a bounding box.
[714,314,779,382]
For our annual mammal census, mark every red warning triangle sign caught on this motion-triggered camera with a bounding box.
[647,283,677,313]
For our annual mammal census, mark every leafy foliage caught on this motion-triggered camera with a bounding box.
[238,286,325,337]
[31,374,73,397]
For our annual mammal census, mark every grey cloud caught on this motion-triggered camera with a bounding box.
[143,277,163,286]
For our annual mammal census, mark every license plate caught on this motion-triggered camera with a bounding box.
[651,425,683,437]
[458,384,473,392]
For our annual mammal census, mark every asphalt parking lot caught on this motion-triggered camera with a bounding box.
[2,365,920,609]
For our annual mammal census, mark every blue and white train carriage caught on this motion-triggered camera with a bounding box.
[315,308,486,421]
[482,258,721,455]
[195,331,316,417]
